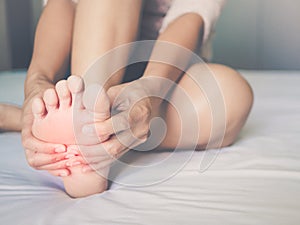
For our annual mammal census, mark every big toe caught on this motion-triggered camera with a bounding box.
[67,75,84,109]
[83,84,110,121]
[56,80,71,109]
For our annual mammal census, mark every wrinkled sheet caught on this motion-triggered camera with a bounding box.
[0,70,300,225]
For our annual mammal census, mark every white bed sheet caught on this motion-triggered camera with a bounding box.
[0,70,300,225]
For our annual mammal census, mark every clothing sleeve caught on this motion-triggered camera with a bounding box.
[159,0,226,44]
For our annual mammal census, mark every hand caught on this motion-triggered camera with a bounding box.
[72,80,156,172]
[21,80,71,177]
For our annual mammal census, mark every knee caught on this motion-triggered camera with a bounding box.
[187,63,253,148]
[208,64,254,147]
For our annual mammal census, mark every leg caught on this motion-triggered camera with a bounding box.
[160,63,253,149]
[71,0,142,87]
[0,104,22,132]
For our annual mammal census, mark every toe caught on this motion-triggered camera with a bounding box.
[83,84,110,121]
[67,75,84,109]
[32,97,46,119]
[43,88,58,111]
[67,75,84,94]
[56,80,71,109]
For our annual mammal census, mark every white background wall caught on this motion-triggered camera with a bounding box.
[0,0,299,71]
[212,0,300,70]
[0,0,42,71]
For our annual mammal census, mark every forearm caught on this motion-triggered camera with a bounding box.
[71,0,142,89]
[142,13,204,95]
[26,0,76,98]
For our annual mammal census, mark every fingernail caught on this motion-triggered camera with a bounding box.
[82,125,94,135]
[65,154,75,159]
[55,145,66,153]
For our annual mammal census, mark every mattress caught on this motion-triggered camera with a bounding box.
[0,70,300,225]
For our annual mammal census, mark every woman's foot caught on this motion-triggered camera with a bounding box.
[32,75,111,198]
[0,104,22,132]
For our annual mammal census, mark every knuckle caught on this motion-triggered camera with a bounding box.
[132,104,151,122]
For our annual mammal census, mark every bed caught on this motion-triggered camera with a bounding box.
[0,70,300,225]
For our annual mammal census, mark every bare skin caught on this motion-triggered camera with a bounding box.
[0,104,22,132]
[21,0,76,178]
[32,76,111,197]
[0,0,254,198]
[29,63,253,198]
[23,0,144,198]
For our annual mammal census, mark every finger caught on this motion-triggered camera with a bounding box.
[74,143,107,158]
[82,141,138,173]
[22,129,66,154]
[47,169,70,177]
[67,146,111,165]
[65,156,87,167]
[81,138,137,174]
[76,131,130,159]
[85,140,145,171]
[82,83,111,121]
[25,150,70,168]
[106,83,129,106]
[36,159,69,171]
[82,111,130,138]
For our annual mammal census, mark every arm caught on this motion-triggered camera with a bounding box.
[22,0,76,176]
[141,13,204,99]
[26,0,76,97]
[74,13,205,171]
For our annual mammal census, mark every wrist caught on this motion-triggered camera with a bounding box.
[138,76,175,98]
[135,76,175,114]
